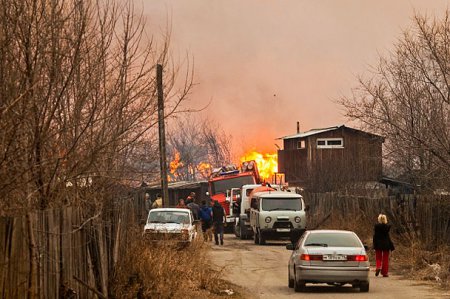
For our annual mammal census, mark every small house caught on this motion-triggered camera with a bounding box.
[277,125,384,191]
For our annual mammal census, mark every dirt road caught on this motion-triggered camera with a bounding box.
[209,234,449,299]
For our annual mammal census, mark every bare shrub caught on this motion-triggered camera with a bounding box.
[394,242,450,288]
[112,227,234,298]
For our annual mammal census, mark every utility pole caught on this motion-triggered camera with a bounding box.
[157,64,169,207]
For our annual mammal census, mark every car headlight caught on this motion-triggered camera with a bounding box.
[265,216,272,223]
[294,216,301,223]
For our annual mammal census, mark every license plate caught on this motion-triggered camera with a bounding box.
[323,254,347,261]
[276,228,291,232]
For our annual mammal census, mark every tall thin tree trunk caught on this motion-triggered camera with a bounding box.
[26,212,37,299]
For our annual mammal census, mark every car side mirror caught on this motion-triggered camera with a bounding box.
[286,243,295,250]
[304,205,310,212]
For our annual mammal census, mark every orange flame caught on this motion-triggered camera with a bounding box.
[240,151,278,181]
[197,162,212,179]
[169,151,183,174]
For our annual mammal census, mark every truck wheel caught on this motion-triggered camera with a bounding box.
[258,230,266,245]
[234,225,239,238]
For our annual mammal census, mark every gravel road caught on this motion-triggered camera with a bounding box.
[209,234,449,299]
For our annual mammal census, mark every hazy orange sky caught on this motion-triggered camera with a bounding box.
[142,1,448,155]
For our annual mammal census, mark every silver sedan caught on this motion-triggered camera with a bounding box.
[287,229,370,292]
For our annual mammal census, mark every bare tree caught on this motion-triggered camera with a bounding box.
[340,11,450,191]
[167,117,233,181]
[0,0,192,296]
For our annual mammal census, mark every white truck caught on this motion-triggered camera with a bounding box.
[232,184,262,239]
[250,190,307,245]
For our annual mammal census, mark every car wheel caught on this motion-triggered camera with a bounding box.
[359,281,369,292]
[288,267,294,288]
[293,274,306,292]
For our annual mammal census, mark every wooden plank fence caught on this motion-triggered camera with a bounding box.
[0,196,137,299]
[1,190,448,298]
[304,193,450,247]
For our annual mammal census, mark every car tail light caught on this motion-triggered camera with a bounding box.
[300,254,323,261]
[347,255,368,261]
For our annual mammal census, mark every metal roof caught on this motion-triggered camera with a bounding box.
[145,180,207,190]
[278,125,384,140]
[278,125,344,140]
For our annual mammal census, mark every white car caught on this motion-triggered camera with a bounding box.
[144,208,197,244]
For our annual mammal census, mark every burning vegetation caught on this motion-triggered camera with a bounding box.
[167,148,278,182]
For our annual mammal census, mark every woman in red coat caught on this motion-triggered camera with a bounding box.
[373,214,395,277]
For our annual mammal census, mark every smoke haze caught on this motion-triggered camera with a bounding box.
[142,0,448,154]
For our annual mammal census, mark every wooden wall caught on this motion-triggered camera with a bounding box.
[279,127,383,191]
[0,198,136,299]
[304,192,450,246]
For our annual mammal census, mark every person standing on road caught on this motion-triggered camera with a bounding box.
[212,200,225,245]
[199,200,213,242]
[373,214,395,277]
[187,199,200,220]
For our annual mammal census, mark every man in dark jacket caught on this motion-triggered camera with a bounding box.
[212,200,225,245]
[187,199,200,220]
[373,214,395,277]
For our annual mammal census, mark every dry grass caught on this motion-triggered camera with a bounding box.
[111,227,241,299]
[393,242,450,288]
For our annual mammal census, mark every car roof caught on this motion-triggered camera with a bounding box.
[150,208,191,213]
[307,229,356,234]
[252,191,302,198]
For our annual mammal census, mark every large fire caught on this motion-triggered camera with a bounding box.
[240,151,278,181]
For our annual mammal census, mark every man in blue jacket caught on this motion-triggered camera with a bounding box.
[199,200,213,242]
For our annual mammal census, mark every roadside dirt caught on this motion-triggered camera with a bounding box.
[209,234,450,299]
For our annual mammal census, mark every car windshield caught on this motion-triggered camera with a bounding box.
[211,175,255,195]
[147,211,190,224]
[261,198,301,211]
[304,233,362,248]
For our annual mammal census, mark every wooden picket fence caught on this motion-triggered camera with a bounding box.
[0,196,137,299]
[304,192,450,246]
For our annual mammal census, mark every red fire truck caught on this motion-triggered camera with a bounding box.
[207,161,261,229]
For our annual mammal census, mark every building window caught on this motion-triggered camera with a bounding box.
[297,140,305,149]
[317,138,344,148]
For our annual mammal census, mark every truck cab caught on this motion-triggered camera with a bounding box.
[250,190,306,245]
[233,184,262,239]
